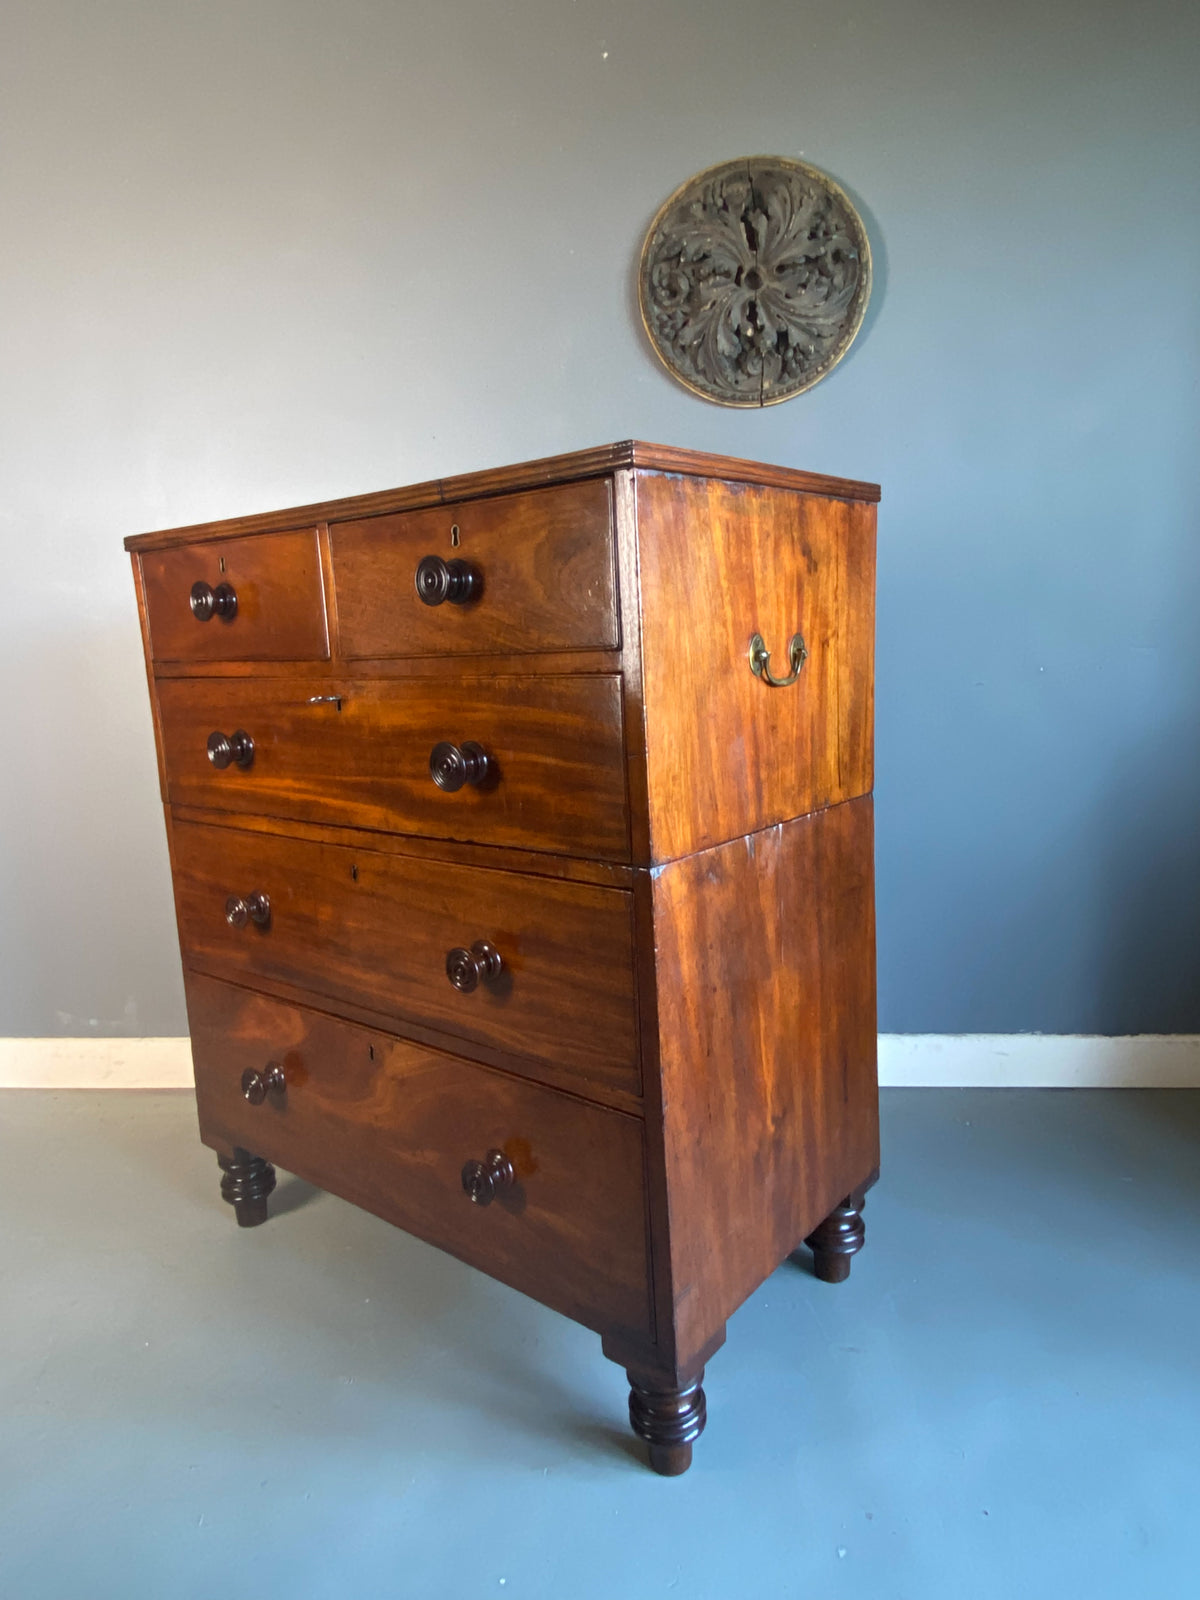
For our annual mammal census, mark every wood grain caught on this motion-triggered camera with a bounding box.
[331,479,617,657]
[155,673,630,860]
[147,649,621,682]
[125,439,881,1473]
[168,804,635,889]
[647,797,878,1368]
[633,471,876,862]
[131,555,169,800]
[612,469,653,865]
[172,818,639,1098]
[138,530,329,662]
[123,442,879,553]
[187,973,653,1340]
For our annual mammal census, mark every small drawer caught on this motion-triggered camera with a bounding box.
[330,480,617,658]
[156,673,629,861]
[172,819,639,1099]
[138,530,329,663]
[186,974,652,1339]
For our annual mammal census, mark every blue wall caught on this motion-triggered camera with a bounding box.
[0,0,1196,1033]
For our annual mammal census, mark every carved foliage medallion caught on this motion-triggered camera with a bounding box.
[638,157,872,407]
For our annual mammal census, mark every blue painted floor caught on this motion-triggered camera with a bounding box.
[2,1088,1198,1599]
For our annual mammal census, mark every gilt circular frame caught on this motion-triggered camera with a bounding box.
[638,156,872,407]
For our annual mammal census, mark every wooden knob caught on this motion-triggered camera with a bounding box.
[225,892,271,928]
[429,740,489,792]
[206,730,255,769]
[461,1149,515,1205]
[445,940,503,993]
[190,580,237,621]
[241,1062,286,1104]
[414,555,479,606]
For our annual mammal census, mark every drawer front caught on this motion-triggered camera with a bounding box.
[173,820,639,1098]
[330,480,617,658]
[139,530,329,662]
[186,975,652,1339]
[156,674,629,860]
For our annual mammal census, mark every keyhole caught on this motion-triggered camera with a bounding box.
[450,524,460,547]
[350,864,358,881]
[218,555,226,574]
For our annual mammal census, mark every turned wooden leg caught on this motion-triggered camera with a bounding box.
[218,1148,276,1228]
[627,1367,706,1476]
[804,1193,866,1283]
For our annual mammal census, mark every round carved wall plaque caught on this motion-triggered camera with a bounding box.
[638,156,872,407]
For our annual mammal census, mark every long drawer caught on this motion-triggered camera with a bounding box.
[172,819,640,1098]
[156,674,629,860]
[186,974,653,1340]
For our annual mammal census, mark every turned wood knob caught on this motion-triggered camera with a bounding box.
[190,580,238,621]
[461,1149,515,1205]
[445,940,503,992]
[414,555,479,606]
[225,891,271,928]
[241,1062,286,1104]
[206,729,255,769]
[429,740,489,791]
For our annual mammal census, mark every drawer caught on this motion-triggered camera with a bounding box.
[156,673,629,860]
[173,819,639,1098]
[139,530,329,663]
[186,974,652,1339]
[330,480,617,658]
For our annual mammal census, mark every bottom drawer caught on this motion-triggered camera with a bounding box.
[185,974,653,1340]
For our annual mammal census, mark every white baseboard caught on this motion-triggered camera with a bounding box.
[1,1034,1198,1090]
[877,1034,1200,1088]
[0,1037,194,1089]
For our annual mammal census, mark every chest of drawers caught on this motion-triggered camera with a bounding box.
[126,441,880,1475]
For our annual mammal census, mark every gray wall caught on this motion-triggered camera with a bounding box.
[2,0,1197,1038]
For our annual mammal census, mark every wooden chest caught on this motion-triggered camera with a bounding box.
[126,441,880,1474]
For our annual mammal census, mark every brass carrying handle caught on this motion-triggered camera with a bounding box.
[748,632,808,688]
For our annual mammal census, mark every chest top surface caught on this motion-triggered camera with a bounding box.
[123,440,880,551]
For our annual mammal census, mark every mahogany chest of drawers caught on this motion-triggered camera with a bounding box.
[126,441,880,1475]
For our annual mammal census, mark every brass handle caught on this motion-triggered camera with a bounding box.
[241,1062,286,1104]
[206,730,255,769]
[225,892,271,928]
[461,1149,515,1206]
[446,940,503,993]
[748,632,807,688]
[415,555,480,606]
[430,740,490,792]
[190,580,238,622]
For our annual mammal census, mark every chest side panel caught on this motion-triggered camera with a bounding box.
[634,471,875,862]
[649,798,878,1367]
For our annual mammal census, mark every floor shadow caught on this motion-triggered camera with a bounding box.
[269,1174,323,1218]
[573,1422,645,1468]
